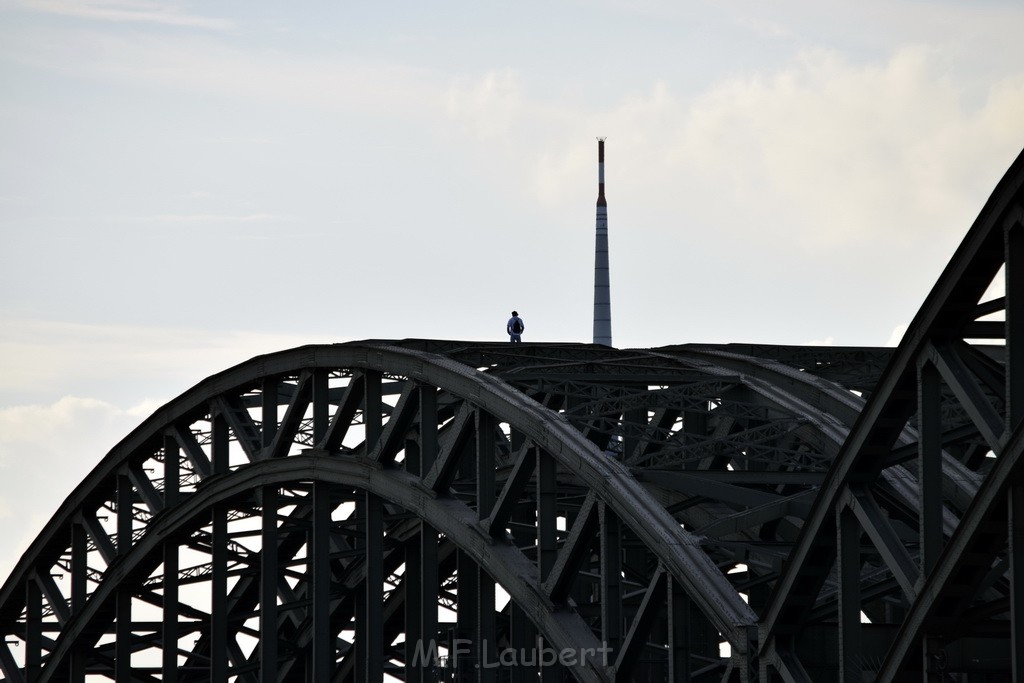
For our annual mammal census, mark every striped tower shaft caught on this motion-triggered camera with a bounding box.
[593,138,613,346]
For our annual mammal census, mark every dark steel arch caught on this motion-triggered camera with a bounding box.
[26,456,611,681]
[2,342,782,682]
[763,145,1024,681]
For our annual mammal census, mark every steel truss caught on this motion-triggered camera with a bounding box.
[1,146,1023,682]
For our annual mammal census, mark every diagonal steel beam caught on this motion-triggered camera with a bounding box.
[173,423,211,478]
[483,442,536,538]
[614,566,668,681]
[129,460,164,515]
[422,402,475,494]
[265,371,313,459]
[697,490,817,539]
[847,487,919,602]
[370,380,420,465]
[543,492,598,604]
[875,417,1024,680]
[34,570,70,627]
[213,394,262,462]
[82,509,116,566]
[0,644,24,683]
[319,372,365,452]
[928,341,1005,452]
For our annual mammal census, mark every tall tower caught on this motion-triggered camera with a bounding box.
[593,138,613,346]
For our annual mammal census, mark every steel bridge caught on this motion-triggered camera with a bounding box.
[2,147,1024,682]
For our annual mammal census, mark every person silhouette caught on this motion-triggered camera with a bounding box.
[507,311,525,343]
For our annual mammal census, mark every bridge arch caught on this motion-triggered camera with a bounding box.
[2,343,766,682]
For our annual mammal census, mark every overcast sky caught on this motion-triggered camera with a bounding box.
[2,0,1023,580]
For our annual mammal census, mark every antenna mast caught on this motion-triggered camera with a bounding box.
[593,138,613,346]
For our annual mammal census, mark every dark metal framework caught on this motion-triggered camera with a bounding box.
[1,146,1023,682]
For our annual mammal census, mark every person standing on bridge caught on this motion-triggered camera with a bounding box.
[507,311,525,343]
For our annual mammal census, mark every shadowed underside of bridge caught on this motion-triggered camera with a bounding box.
[2,148,1024,682]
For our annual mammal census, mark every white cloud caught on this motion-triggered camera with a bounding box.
[436,44,1024,261]
[427,46,1024,347]
[886,324,909,347]
[1,24,446,118]
[0,319,341,400]
[676,47,1024,250]
[802,335,836,346]
[534,47,1022,249]
[113,213,292,225]
[0,395,156,581]
[0,320,345,583]
[10,12,1022,263]
[446,68,528,143]
[0,395,132,460]
[20,0,234,30]
[125,397,166,417]
[0,511,54,587]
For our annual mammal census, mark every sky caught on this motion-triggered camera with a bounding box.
[2,0,1024,581]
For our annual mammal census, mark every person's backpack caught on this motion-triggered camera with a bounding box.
[511,318,523,334]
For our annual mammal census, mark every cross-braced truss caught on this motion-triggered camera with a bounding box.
[1,146,1023,682]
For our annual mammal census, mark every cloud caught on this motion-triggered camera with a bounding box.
[2,25,445,117]
[886,324,909,347]
[428,46,1024,349]
[0,320,347,582]
[446,68,531,143]
[802,335,836,346]
[677,47,1024,249]
[445,45,1024,252]
[0,319,341,401]
[3,7,1023,354]
[0,395,134,462]
[0,395,154,581]
[12,10,1022,253]
[114,213,292,224]
[20,0,234,31]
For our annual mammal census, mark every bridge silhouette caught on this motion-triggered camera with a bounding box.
[2,148,1024,681]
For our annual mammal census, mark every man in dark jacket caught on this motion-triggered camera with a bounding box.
[507,311,525,343]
